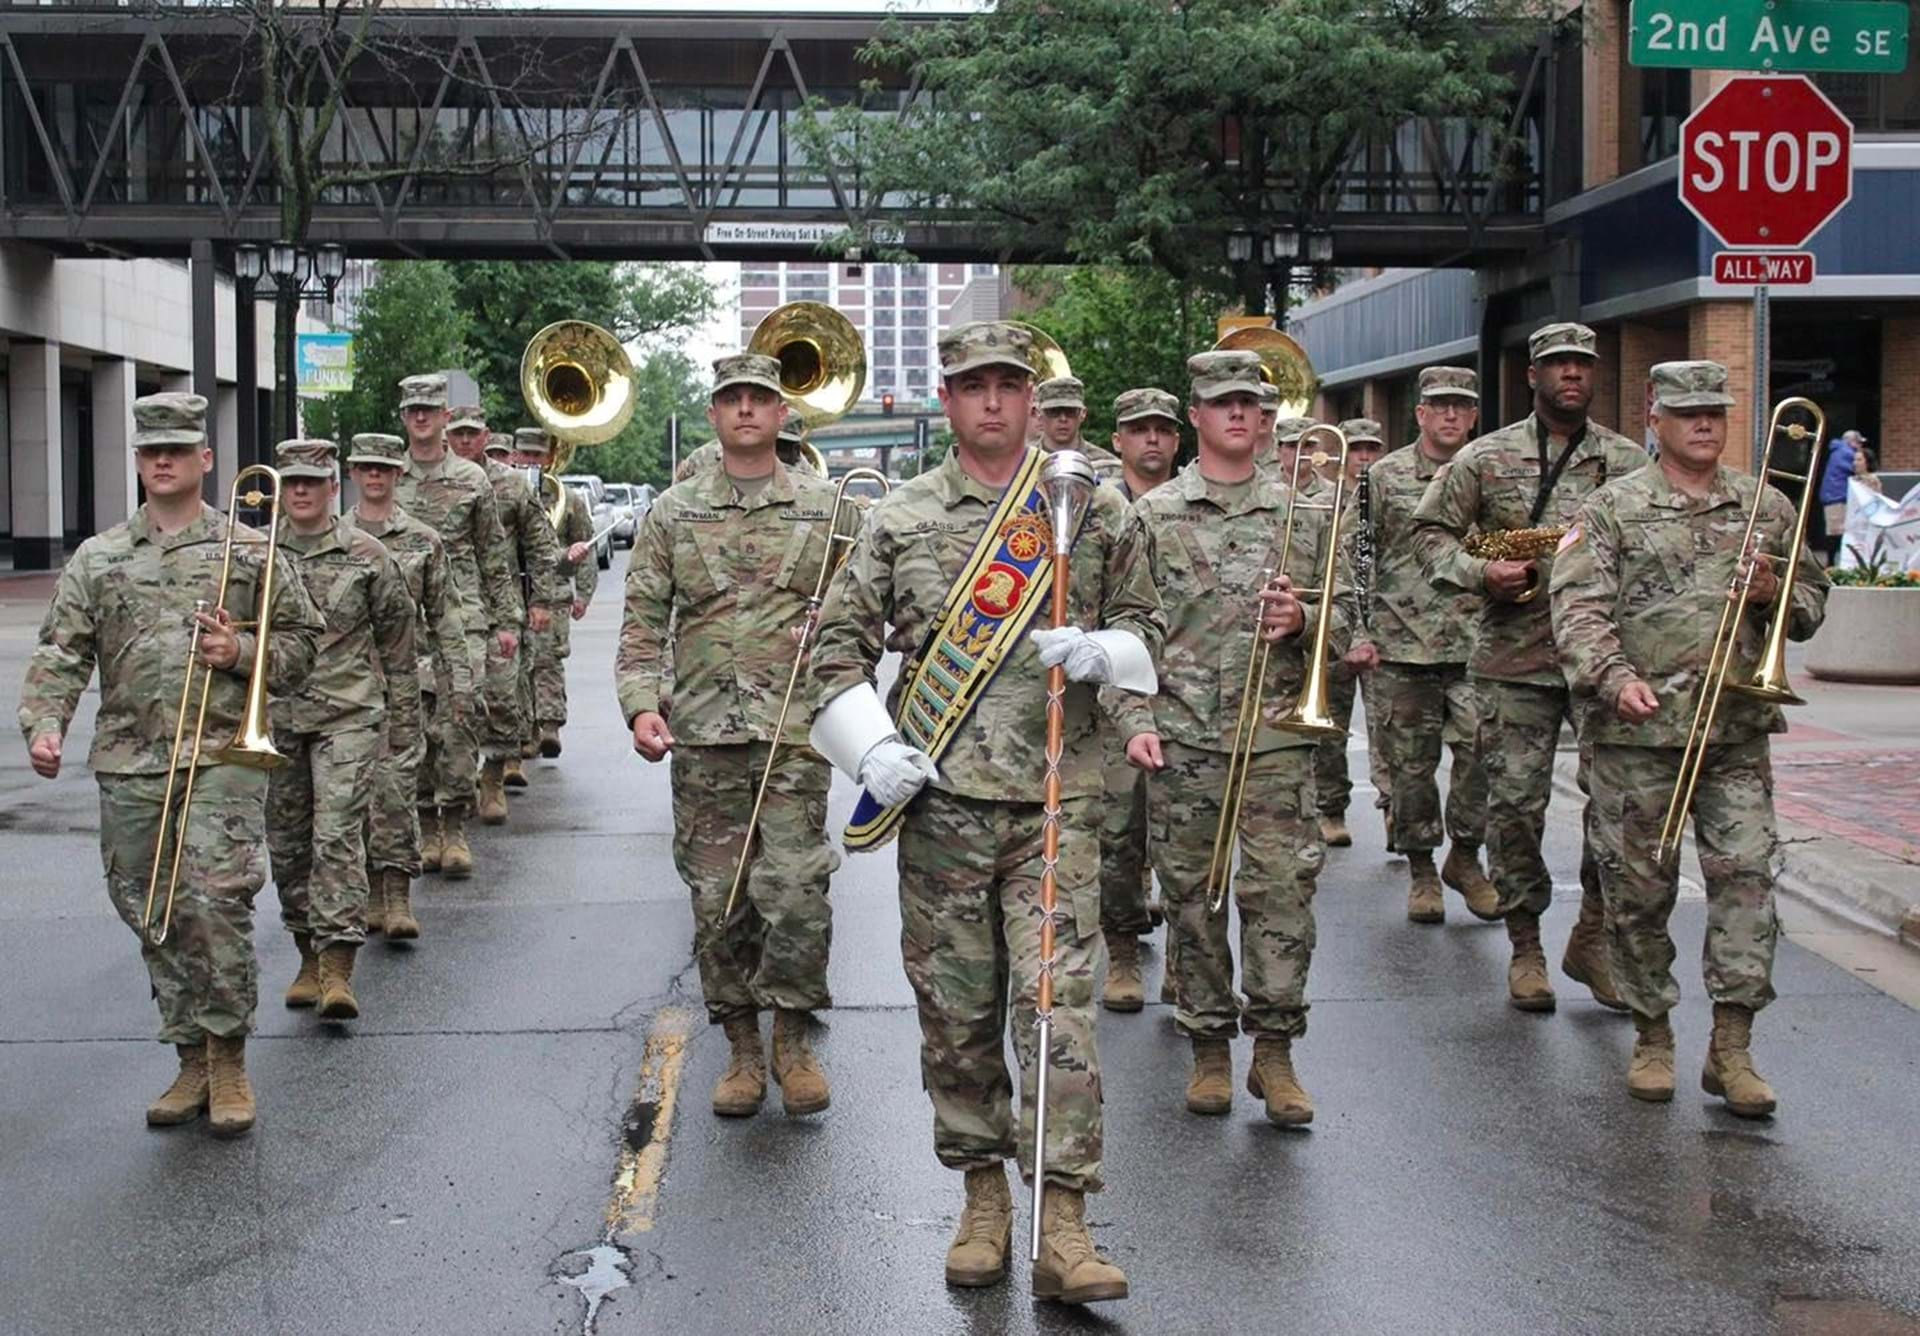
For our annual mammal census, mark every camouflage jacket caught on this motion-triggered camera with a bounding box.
[1410,414,1647,686]
[1550,463,1828,748]
[484,459,567,612]
[616,461,842,745]
[811,446,1165,803]
[1352,443,1478,665]
[1110,464,1351,753]
[1054,438,1125,486]
[341,504,471,701]
[271,518,419,747]
[555,486,599,606]
[394,448,522,639]
[18,503,323,775]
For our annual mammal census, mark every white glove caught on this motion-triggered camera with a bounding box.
[858,738,939,808]
[1029,626,1158,693]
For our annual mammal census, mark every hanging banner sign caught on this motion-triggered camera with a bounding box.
[295,332,354,397]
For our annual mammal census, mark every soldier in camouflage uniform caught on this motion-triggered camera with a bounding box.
[343,433,468,942]
[1553,360,1827,1115]
[1410,321,1648,1013]
[18,393,322,1137]
[810,322,1161,1304]
[675,419,815,484]
[511,428,597,759]
[616,353,842,1126]
[266,441,418,1022]
[1035,375,1126,485]
[1350,368,1499,923]
[1310,418,1389,847]
[392,374,523,880]
[1254,382,1281,469]
[1109,351,1349,1128]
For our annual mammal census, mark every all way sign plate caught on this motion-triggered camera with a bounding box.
[1713,251,1817,284]
[1632,0,1909,74]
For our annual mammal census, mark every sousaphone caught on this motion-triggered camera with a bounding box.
[1213,326,1319,418]
[749,301,866,475]
[522,320,637,524]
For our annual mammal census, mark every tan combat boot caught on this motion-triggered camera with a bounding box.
[365,871,388,936]
[477,761,509,825]
[1505,909,1556,1013]
[1247,1035,1314,1126]
[418,808,443,873]
[317,946,360,1020]
[1628,1012,1676,1103]
[945,1164,1013,1288]
[1702,1003,1777,1118]
[1031,1186,1128,1304]
[206,1034,256,1138]
[503,757,529,790]
[770,1010,830,1116]
[146,1041,209,1127]
[383,869,420,942]
[1185,1036,1233,1115]
[1103,932,1145,1013]
[1319,814,1352,847]
[283,934,321,1009]
[1441,843,1503,921]
[1561,888,1628,1011]
[712,1016,767,1117]
[539,725,563,758]
[440,807,474,879]
[1406,851,1445,925]
[519,732,540,761]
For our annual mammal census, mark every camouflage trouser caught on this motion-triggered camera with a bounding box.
[1151,740,1320,1040]
[482,626,527,763]
[98,765,269,1044]
[1475,678,1602,918]
[530,610,571,728]
[670,742,836,1023]
[268,725,380,951]
[367,725,425,877]
[421,633,483,807]
[1312,671,1358,817]
[1591,738,1779,1017]
[1376,661,1487,853]
[1359,671,1394,817]
[897,790,1105,1192]
[1099,741,1151,937]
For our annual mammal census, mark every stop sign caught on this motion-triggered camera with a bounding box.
[1680,75,1853,249]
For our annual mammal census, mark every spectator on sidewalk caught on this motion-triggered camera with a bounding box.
[1819,430,1866,563]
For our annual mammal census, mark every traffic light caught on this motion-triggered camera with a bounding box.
[882,392,895,416]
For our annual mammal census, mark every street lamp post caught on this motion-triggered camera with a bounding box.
[233,241,347,447]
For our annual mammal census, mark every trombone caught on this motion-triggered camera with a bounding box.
[1656,398,1823,865]
[1205,424,1351,913]
[721,467,892,921]
[142,465,290,946]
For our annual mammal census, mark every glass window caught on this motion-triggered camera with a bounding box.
[901,345,929,368]
[901,286,927,308]
[900,263,927,283]
[872,307,897,329]
[901,306,929,329]
[905,369,929,391]
[790,284,828,303]
[872,266,895,291]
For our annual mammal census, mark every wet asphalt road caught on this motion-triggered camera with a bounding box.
[2,550,1918,1336]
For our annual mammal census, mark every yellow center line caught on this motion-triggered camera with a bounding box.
[605,1005,698,1238]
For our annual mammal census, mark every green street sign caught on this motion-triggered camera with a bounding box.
[1630,0,1909,73]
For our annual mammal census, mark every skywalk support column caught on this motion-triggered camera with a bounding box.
[90,357,138,532]
[9,340,63,570]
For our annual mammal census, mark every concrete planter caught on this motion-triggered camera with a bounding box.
[1806,586,1920,683]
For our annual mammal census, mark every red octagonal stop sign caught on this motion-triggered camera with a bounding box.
[1680,75,1854,250]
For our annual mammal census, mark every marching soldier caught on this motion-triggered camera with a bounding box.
[342,432,469,942]
[1034,375,1125,484]
[393,374,522,880]
[1255,382,1281,469]
[674,419,813,484]
[1108,350,1347,1127]
[514,429,598,759]
[809,322,1161,1304]
[1552,360,1827,1113]
[1350,369,1499,923]
[266,441,418,1022]
[1312,418,1390,847]
[19,393,322,1136]
[1410,321,1647,1012]
[1266,416,1322,484]
[616,354,841,1123]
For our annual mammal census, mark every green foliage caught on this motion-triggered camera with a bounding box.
[305,260,469,445]
[1830,556,1920,588]
[588,349,714,488]
[898,423,954,479]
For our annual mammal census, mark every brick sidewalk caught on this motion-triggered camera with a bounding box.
[1775,749,1920,866]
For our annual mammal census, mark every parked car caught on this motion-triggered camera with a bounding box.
[560,473,614,569]
[601,483,640,548]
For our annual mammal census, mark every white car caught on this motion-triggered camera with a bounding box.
[560,474,614,569]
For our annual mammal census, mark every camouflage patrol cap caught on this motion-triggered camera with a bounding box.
[1257,382,1281,409]
[345,433,407,467]
[1338,418,1386,447]
[131,392,209,449]
[1187,349,1265,401]
[1035,376,1086,411]
[1418,365,1479,401]
[274,438,338,481]
[398,373,450,410]
[938,321,1036,378]
[712,353,784,397]
[1275,416,1318,445]
[1528,321,1598,362]
[1114,387,1181,426]
[448,404,488,432]
[513,427,552,459]
[484,432,512,457]
[1649,360,1736,412]
[777,419,807,445]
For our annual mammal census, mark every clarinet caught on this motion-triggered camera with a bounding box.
[1354,467,1374,622]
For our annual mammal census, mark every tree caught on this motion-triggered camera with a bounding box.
[586,349,713,489]
[305,260,469,445]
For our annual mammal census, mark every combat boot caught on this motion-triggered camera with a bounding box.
[539,725,563,758]
[1702,1003,1777,1118]
[477,761,509,825]
[1628,1012,1676,1103]
[1319,814,1352,847]
[503,757,529,790]
[945,1164,1013,1288]
[283,934,321,1009]
[439,807,474,879]
[1406,851,1445,924]
[317,946,360,1021]
[1247,1035,1314,1126]
[1103,932,1145,1013]
[1441,843,1503,921]
[205,1034,256,1138]
[1185,1036,1233,1115]
[1031,1186,1128,1304]
[383,869,420,942]
[1561,888,1628,1011]
[1505,909,1556,1013]
[419,807,443,873]
[519,732,540,760]
[365,871,388,936]
[770,1010,830,1116]
[146,1041,209,1127]
[712,1015,767,1117]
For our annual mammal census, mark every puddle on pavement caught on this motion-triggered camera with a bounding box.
[556,1243,634,1335]
[1775,1296,1920,1335]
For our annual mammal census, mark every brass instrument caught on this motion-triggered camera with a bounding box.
[1657,398,1823,865]
[749,302,866,473]
[1213,326,1320,418]
[1462,527,1568,604]
[1008,322,1072,383]
[722,466,892,922]
[523,320,636,524]
[142,466,289,947]
[1206,426,1351,913]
